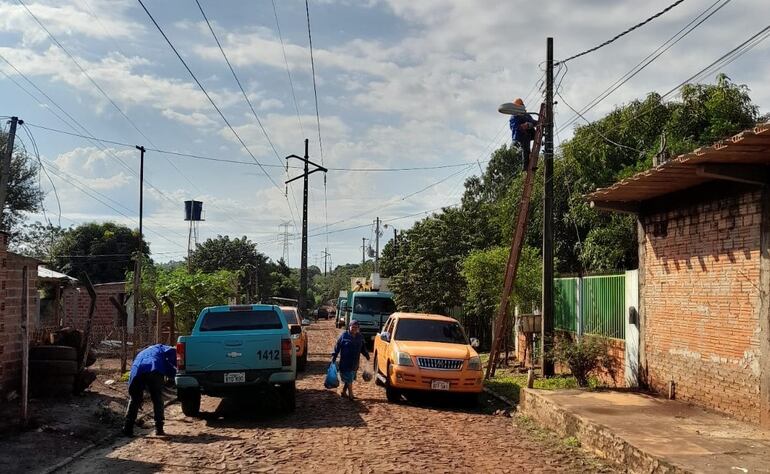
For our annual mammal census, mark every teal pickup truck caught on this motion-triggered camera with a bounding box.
[175,304,301,415]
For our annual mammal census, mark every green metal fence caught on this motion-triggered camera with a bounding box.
[554,278,578,332]
[581,275,625,340]
[553,274,626,340]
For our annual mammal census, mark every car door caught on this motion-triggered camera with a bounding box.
[377,316,395,371]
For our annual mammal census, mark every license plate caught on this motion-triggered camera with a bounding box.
[431,380,450,391]
[224,372,246,383]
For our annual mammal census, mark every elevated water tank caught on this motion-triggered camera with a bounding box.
[184,200,204,221]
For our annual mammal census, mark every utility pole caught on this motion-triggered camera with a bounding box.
[322,248,331,276]
[542,37,555,376]
[285,139,327,319]
[133,145,145,339]
[361,237,368,266]
[0,116,22,226]
[374,217,381,273]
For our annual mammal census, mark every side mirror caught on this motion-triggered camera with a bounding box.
[290,325,302,335]
[301,319,311,326]
[380,332,390,343]
[470,338,480,348]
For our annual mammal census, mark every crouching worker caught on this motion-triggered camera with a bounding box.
[332,320,370,400]
[123,344,176,437]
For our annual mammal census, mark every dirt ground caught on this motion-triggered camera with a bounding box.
[46,320,618,473]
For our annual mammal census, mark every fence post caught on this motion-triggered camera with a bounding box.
[576,276,583,338]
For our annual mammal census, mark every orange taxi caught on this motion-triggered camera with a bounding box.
[372,312,483,403]
[280,306,309,371]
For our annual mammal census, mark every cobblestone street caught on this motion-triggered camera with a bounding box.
[61,320,616,473]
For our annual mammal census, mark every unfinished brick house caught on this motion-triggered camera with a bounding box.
[589,122,770,427]
[0,233,40,397]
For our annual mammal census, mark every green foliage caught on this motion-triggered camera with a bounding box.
[11,221,68,261]
[153,266,239,334]
[0,131,45,232]
[50,222,149,283]
[484,374,583,404]
[188,235,270,302]
[550,334,615,387]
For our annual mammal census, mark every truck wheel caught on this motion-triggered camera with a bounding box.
[30,345,77,361]
[280,382,296,412]
[30,375,75,397]
[178,389,201,417]
[373,354,385,387]
[385,364,401,403]
[30,359,78,377]
[461,393,479,408]
[297,347,308,372]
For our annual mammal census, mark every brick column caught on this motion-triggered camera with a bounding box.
[0,232,9,394]
[759,190,770,428]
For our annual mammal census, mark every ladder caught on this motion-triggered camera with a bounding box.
[484,102,547,379]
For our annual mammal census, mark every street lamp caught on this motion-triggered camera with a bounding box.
[383,224,399,258]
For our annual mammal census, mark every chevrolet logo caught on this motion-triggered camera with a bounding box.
[226,351,242,358]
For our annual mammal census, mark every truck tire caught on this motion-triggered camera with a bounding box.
[30,375,75,397]
[280,382,296,412]
[178,389,201,417]
[373,354,385,387]
[29,359,78,377]
[30,345,77,361]
[297,346,308,372]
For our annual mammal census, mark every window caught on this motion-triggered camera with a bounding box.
[383,317,395,335]
[394,319,468,344]
[352,297,397,315]
[200,310,283,332]
[281,308,300,325]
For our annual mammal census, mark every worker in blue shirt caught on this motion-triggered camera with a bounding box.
[332,320,370,400]
[509,98,538,172]
[123,344,176,437]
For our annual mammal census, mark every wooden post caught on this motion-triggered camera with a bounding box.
[80,274,97,370]
[148,294,162,344]
[20,265,29,427]
[110,295,129,373]
[162,296,175,345]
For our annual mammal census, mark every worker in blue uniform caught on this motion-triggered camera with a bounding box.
[509,98,538,171]
[122,344,176,437]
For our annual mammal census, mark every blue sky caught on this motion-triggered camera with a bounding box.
[1,0,768,267]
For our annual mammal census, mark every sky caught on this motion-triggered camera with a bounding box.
[0,0,768,267]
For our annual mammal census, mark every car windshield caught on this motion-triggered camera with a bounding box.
[352,297,396,315]
[394,319,468,344]
[281,308,300,325]
[200,310,283,331]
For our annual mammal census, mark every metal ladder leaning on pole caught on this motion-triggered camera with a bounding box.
[484,102,547,380]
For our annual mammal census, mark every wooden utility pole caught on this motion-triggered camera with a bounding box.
[0,116,21,224]
[374,217,381,273]
[133,145,145,357]
[20,265,29,427]
[285,139,327,319]
[361,238,368,266]
[542,37,555,376]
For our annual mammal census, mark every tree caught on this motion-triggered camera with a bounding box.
[188,235,271,302]
[50,222,149,283]
[0,130,45,232]
[11,221,68,261]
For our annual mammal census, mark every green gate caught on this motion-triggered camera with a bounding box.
[581,275,625,340]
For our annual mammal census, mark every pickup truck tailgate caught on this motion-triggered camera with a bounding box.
[185,333,285,371]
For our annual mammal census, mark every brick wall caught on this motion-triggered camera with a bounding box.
[0,240,40,397]
[641,187,762,422]
[60,282,125,330]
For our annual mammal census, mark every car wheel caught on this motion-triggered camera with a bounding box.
[461,393,479,408]
[385,363,401,403]
[297,346,308,372]
[281,382,296,412]
[373,353,385,387]
[30,345,77,361]
[178,388,201,417]
[29,359,78,377]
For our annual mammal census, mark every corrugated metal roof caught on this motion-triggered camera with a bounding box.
[587,122,770,209]
[38,266,78,282]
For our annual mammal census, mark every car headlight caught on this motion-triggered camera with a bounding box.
[467,356,482,371]
[396,351,413,366]
[290,334,301,340]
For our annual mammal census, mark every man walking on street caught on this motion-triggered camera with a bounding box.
[123,344,177,437]
[332,320,370,401]
[509,98,538,172]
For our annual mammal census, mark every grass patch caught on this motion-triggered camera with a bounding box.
[484,373,598,404]
[119,371,130,383]
[563,436,581,448]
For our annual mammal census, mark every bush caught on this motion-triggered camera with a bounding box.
[550,333,615,387]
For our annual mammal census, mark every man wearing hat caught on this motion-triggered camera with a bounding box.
[331,320,370,400]
[509,98,538,172]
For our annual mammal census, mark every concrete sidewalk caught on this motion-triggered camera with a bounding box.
[519,388,770,474]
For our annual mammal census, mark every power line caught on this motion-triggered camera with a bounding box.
[193,0,300,231]
[557,0,732,134]
[20,123,61,227]
[271,0,305,138]
[557,0,688,65]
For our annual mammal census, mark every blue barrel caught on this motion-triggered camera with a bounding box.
[184,200,203,221]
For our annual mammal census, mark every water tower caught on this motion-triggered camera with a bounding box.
[184,200,204,262]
